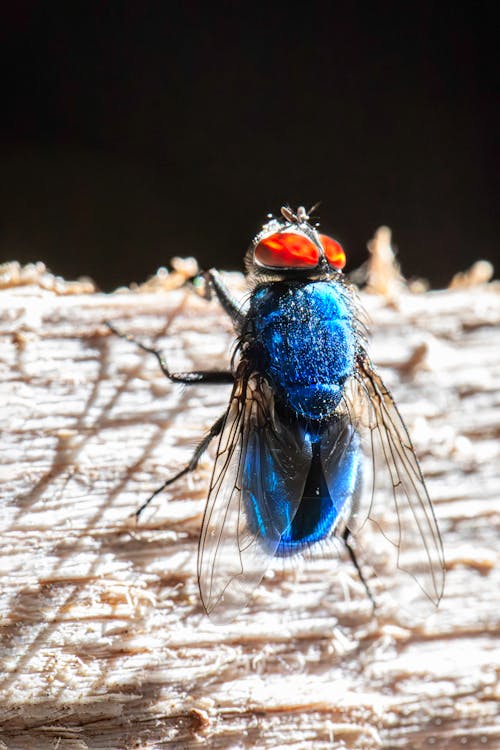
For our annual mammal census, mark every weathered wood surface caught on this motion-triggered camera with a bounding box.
[0,269,499,749]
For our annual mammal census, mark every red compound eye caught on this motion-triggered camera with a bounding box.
[254,232,320,268]
[319,234,346,269]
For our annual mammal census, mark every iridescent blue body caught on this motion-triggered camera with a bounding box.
[250,280,355,420]
[242,279,362,554]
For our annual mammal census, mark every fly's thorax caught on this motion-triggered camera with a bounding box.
[246,280,357,420]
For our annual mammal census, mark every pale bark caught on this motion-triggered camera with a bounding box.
[0,268,499,749]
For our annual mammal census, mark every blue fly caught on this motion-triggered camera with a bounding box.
[109,205,444,618]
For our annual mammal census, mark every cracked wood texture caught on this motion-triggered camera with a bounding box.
[0,273,499,750]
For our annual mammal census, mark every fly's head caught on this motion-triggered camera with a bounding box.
[245,205,346,283]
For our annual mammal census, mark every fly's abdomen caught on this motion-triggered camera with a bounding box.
[251,281,356,420]
[243,421,362,556]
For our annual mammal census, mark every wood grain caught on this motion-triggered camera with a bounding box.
[0,271,499,749]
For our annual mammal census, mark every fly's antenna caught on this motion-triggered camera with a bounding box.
[280,205,298,223]
[307,201,321,217]
[280,205,313,224]
[280,203,321,224]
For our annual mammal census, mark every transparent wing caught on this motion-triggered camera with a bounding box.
[197,371,312,619]
[343,350,445,610]
[319,414,364,532]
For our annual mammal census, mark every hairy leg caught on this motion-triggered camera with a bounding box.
[134,413,226,518]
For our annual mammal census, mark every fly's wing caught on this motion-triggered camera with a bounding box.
[343,350,445,611]
[319,414,364,533]
[197,372,312,619]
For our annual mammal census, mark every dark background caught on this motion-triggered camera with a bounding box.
[1,2,498,290]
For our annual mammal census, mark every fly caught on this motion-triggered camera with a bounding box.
[108,205,445,618]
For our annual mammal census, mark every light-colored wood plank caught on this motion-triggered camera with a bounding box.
[1,267,499,749]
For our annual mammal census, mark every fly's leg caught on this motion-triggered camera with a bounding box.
[187,266,246,328]
[134,413,226,519]
[106,322,232,515]
[199,269,247,330]
[342,527,376,611]
[106,322,234,384]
